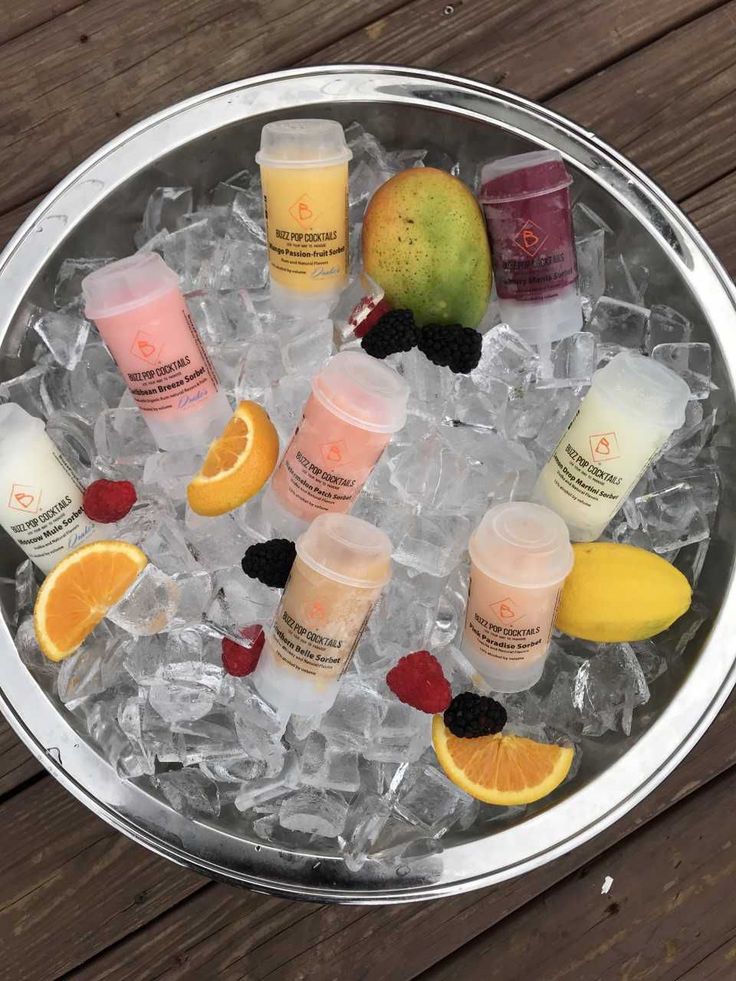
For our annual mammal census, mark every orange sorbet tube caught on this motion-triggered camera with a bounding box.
[257,119,352,313]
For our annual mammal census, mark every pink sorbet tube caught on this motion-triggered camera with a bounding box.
[82,252,231,450]
[264,350,409,534]
[463,502,573,693]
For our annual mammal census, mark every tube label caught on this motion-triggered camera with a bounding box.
[99,303,220,419]
[535,392,667,538]
[261,163,349,295]
[271,395,390,520]
[464,572,560,666]
[1,445,96,573]
[481,186,577,301]
[268,559,379,681]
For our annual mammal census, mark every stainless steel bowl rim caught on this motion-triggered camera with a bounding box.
[1,66,735,902]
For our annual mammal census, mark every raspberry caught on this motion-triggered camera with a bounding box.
[242,539,296,588]
[361,309,418,359]
[417,322,483,374]
[350,295,392,339]
[443,692,507,738]
[82,479,137,523]
[221,625,265,676]
[386,650,452,714]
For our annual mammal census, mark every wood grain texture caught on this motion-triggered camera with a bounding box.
[0,776,205,980]
[423,767,736,981]
[68,693,736,981]
[0,0,85,47]
[0,0,406,217]
[549,1,736,201]
[305,0,727,98]
[0,717,43,798]
[683,169,736,277]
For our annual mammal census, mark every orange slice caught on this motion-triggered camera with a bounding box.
[186,400,279,517]
[432,715,574,805]
[33,540,148,661]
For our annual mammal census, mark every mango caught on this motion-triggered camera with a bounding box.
[362,167,492,328]
[556,542,693,643]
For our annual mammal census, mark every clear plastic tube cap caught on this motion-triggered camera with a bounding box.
[469,502,573,588]
[595,350,690,430]
[479,149,572,202]
[296,513,392,589]
[82,252,181,320]
[313,350,409,434]
[256,119,352,168]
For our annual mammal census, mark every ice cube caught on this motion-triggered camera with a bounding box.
[645,304,693,352]
[0,364,54,418]
[205,570,278,637]
[279,790,348,837]
[54,257,114,310]
[233,756,298,811]
[437,644,492,696]
[319,679,387,751]
[388,432,466,508]
[604,254,648,305]
[430,568,468,650]
[393,511,470,578]
[652,342,711,399]
[450,377,509,432]
[661,406,715,468]
[539,332,596,388]
[235,334,284,400]
[57,628,127,710]
[588,296,649,348]
[280,318,334,375]
[143,451,203,506]
[396,347,454,422]
[148,680,216,724]
[107,565,180,636]
[575,226,606,314]
[472,324,540,391]
[154,767,220,818]
[30,305,90,370]
[229,681,288,737]
[45,412,96,481]
[633,476,714,553]
[185,510,250,571]
[572,644,649,736]
[341,793,391,871]
[363,701,429,763]
[301,741,361,794]
[94,407,158,477]
[394,763,468,835]
[137,186,194,244]
[535,388,584,457]
[674,538,710,588]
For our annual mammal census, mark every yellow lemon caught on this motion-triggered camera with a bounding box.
[556,541,692,643]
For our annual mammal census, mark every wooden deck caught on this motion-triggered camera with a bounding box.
[2,1,736,977]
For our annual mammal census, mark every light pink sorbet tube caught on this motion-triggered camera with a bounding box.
[82,253,231,450]
[463,502,574,693]
[264,350,409,535]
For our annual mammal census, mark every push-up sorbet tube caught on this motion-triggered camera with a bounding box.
[479,149,582,349]
[82,253,231,450]
[0,404,98,573]
[463,502,573,693]
[265,350,409,534]
[257,119,352,313]
[534,350,690,541]
[254,513,392,715]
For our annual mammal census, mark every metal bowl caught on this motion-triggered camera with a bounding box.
[1,66,735,903]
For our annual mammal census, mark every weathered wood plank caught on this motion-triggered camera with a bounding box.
[0,0,84,48]
[68,692,736,981]
[683,169,736,278]
[424,767,736,981]
[305,0,726,99]
[0,717,43,798]
[0,776,206,979]
[0,196,43,251]
[679,936,736,979]
[0,0,406,217]
[549,2,736,201]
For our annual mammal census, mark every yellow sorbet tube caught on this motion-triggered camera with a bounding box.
[256,119,352,313]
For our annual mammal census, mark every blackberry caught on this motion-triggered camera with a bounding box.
[443,692,507,738]
[417,322,482,374]
[361,309,418,359]
[242,538,296,588]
